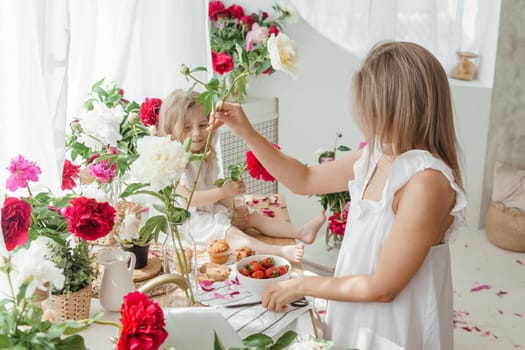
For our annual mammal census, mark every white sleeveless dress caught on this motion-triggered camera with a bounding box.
[179,161,231,249]
[325,146,467,350]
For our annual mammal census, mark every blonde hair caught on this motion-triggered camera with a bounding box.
[157,89,218,186]
[353,41,463,188]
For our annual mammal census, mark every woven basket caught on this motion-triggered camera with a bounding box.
[51,284,92,320]
[485,201,525,252]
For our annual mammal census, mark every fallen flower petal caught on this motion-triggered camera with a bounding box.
[517,259,523,266]
[230,276,239,285]
[200,280,215,292]
[229,291,240,298]
[513,312,523,317]
[262,208,275,217]
[213,292,226,299]
[496,290,508,297]
[470,284,491,292]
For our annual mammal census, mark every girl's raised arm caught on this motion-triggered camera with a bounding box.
[212,102,361,195]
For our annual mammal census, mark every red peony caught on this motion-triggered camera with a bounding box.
[61,159,80,190]
[117,291,168,350]
[63,196,115,241]
[268,24,280,37]
[140,97,162,127]
[208,1,226,21]
[239,15,256,30]
[211,51,234,75]
[246,144,280,182]
[327,212,346,236]
[1,197,32,251]
[227,4,244,20]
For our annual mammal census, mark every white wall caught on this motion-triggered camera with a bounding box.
[246,17,493,230]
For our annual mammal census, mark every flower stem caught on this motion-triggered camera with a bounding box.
[93,319,122,330]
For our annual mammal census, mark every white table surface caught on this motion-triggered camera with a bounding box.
[80,298,317,349]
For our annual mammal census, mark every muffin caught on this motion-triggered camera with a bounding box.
[232,246,256,262]
[207,239,230,264]
[173,248,193,274]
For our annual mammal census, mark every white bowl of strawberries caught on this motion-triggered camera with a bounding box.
[236,254,291,298]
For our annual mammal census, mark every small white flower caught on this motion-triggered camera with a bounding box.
[119,213,141,241]
[276,1,299,23]
[77,101,126,151]
[268,33,299,79]
[147,125,158,136]
[81,182,111,202]
[130,136,190,191]
[11,239,65,297]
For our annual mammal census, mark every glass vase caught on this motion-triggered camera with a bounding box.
[167,222,197,305]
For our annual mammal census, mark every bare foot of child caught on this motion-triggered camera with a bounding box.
[280,243,304,263]
[297,210,326,244]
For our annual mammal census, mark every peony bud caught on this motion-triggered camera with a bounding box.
[128,111,139,122]
[180,65,190,76]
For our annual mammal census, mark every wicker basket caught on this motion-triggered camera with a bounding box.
[51,284,92,320]
[485,201,525,252]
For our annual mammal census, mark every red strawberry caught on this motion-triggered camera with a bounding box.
[264,266,279,279]
[249,261,264,272]
[261,257,274,269]
[277,265,289,276]
[251,270,265,279]
[239,267,250,276]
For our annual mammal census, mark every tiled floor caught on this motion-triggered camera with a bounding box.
[303,228,525,349]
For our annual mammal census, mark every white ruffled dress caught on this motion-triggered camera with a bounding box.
[325,146,467,350]
[179,161,231,249]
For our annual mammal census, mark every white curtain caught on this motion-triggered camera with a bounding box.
[0,0,208,192]
[290,0,490,73]
[0,0,69,192]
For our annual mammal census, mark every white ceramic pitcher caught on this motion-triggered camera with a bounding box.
[98,249,136,312]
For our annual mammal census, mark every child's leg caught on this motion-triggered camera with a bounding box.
[225,226,305,263]
[245,210,326,244]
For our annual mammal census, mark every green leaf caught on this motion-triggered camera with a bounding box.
[255,60,272,76]
[54,334,87,350]
[0,335,13,348]
[337,145,351,152]
[191,66,209,73]
[271,330,298,350]
[93,86,108,99]
[214,178,226,187]
[206,78,220,91]
[120,183,151,198]
[91,77,105,89]
[242,333,273,348]
[213,331,226,350]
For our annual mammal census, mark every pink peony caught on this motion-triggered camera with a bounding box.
[6,155,41,191]
[88,160,116,183]
[246,144,280,182]
[208,1,226,21]
[227,4,244,20]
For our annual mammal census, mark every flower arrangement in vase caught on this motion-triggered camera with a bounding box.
[0,154,119,348]
[207,0,298,103]
[314,134,352,249]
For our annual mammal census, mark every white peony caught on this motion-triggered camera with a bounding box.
[119,213,141,241]
[77,100,126,151]
[130,136,190,191]
[11,237,65,297]
[268,33,299,79]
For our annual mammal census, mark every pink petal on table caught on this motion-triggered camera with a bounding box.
[517,259,524,266]
[200,280,215,292]
[230,276,239,285]
[498,309,504,315]
[461,326,473,332]
[213,292,226,299]
[513,312,523,317]
[269,195,278,204]
[262,208,275,217]
[269,202,280,207]
[470,284,491,292]
[229,291,240,298]
[496,290,508,297]
[252,199,260,204]
[318,309,326,314]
